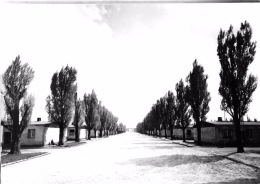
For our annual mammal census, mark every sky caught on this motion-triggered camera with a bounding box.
[0,3,260,128]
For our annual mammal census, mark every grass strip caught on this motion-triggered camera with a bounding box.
[1,152,47,164]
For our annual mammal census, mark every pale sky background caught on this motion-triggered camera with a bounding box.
[0,3,260,128]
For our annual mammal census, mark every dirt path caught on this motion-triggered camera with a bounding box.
[2,132,260,183]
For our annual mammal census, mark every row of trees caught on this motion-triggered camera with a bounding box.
[136,60,210,144]
[1,59,126,154]
[137,21,257,153]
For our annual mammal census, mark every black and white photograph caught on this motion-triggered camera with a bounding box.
[0,0,260,183]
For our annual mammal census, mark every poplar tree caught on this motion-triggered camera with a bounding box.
[2,56,35,154]
[217,21,257,152]
[83,90,99,140]
[176,79,191,142]
[165,91,177,140]
[73,92,84,142]
[186,60,211,145]
[46,65,77,145]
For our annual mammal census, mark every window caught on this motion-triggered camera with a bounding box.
[28,129,35,139]
[69,129,75,136]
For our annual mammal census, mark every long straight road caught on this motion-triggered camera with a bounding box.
[2,132,260,184]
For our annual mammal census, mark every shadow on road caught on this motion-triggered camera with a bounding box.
[248,150,260,155]
[171,141,195,147]
[124,154,224,167]
[203,173,260,184]
[213,152,260,170]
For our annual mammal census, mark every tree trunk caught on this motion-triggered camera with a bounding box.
[87,128,91,140]
[164,128,167,139]
[9,99,21,154]
[9,134,21,154]
[197,120,201,145]
[75,124,80,142]
[170,127,174,140]
[94,130,97,138]
[100,129,103,138]
[182,128,186,142]
[159,127,161,138]
[58,126,66,145]
[234,117,244,153]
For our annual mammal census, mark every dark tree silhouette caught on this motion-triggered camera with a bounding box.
[154,101,162,138]
[217,21,257,153]
[83,90,99,140]
[99,105,108,137]
[93,109,101,138]
[105,111,112,137]
[165,91,177,140]
[186,60,211,145]
[142,108,156,136]
[159,97,167,138]
[46,65,77,145]
[118,123,126,133]
[136,122,144,133]
[2,56,35,154]
[109,115,118,135]
[176,79,191,142]
[73,92,84,142]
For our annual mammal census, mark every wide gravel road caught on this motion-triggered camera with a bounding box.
[2,132,260,183]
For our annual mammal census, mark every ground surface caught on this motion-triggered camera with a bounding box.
[2,132,260,184]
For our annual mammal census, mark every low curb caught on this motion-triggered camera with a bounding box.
[2,152,50,167]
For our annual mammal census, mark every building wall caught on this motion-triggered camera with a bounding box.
[173,128,194,140]
[67,127,87,140]
[215,125,260,146]
[80,129,87,139]
[215,125,234,144]
[194,127,216,144]
[21,125,46,146]
[253,127,260,145]
[161,129,171,137]
[173,129,183,139]
[3,125,50,146]
[44,127,62,145]
[90,129,98,138]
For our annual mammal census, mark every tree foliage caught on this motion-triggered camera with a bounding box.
[46,65,77,145]
[165,91,177,140]
[138,90,178,139]
[73,92,84,142]
[118,123,126,133]
[83,90,99,139]
[175,79,191,142]
[217,21,257,152]
[2,56,35,154]
[186,60,211,145]
[99,105,108,137]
